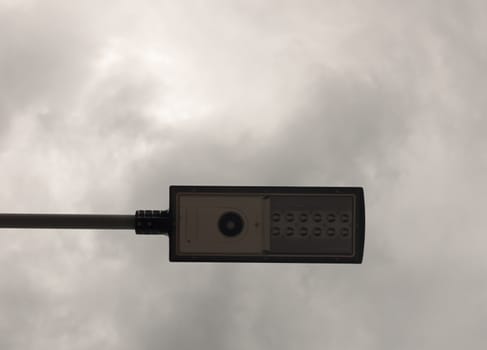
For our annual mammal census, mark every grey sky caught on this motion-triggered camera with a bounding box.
[1,1,486,349]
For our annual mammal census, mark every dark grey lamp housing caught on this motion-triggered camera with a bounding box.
[0,186,365,263]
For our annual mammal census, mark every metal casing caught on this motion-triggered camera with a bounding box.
[169,186,365,263]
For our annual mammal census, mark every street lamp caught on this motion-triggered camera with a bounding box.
[0,186,365,263]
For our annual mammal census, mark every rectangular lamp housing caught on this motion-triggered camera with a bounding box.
[169,186,365,263]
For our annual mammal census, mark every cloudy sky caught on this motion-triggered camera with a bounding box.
[1,0,486,348]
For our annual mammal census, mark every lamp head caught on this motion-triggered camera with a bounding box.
[169,186,365,263]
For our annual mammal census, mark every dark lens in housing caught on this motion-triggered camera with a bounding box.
[218,212,244,237]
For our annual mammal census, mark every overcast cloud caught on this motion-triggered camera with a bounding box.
[1,1,487,349]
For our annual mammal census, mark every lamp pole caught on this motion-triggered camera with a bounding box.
[0,211,170,235]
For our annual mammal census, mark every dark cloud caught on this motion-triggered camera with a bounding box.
[1,1,487,349]
[0,3,102,109]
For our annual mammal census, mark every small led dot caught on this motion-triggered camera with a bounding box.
[313,227,322,236]
[272,213,281,222]
[327,227,336,237]
[285,213,295,222]
[341,214,350,223]
[299,227,308,236]
[327,213,336,223]
[340,228,350,237]
[299,213,308,222]
[313,213,322,223]
[286,227,294,236]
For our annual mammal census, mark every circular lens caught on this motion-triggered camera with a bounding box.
[286,227,294,236]
[285,213,295,222]
[313,213,322,223]
[218,212,244,237]
[299,213,308,222]
[327,213,336,223]
[327,227,336,237]
[271,226,281,236]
